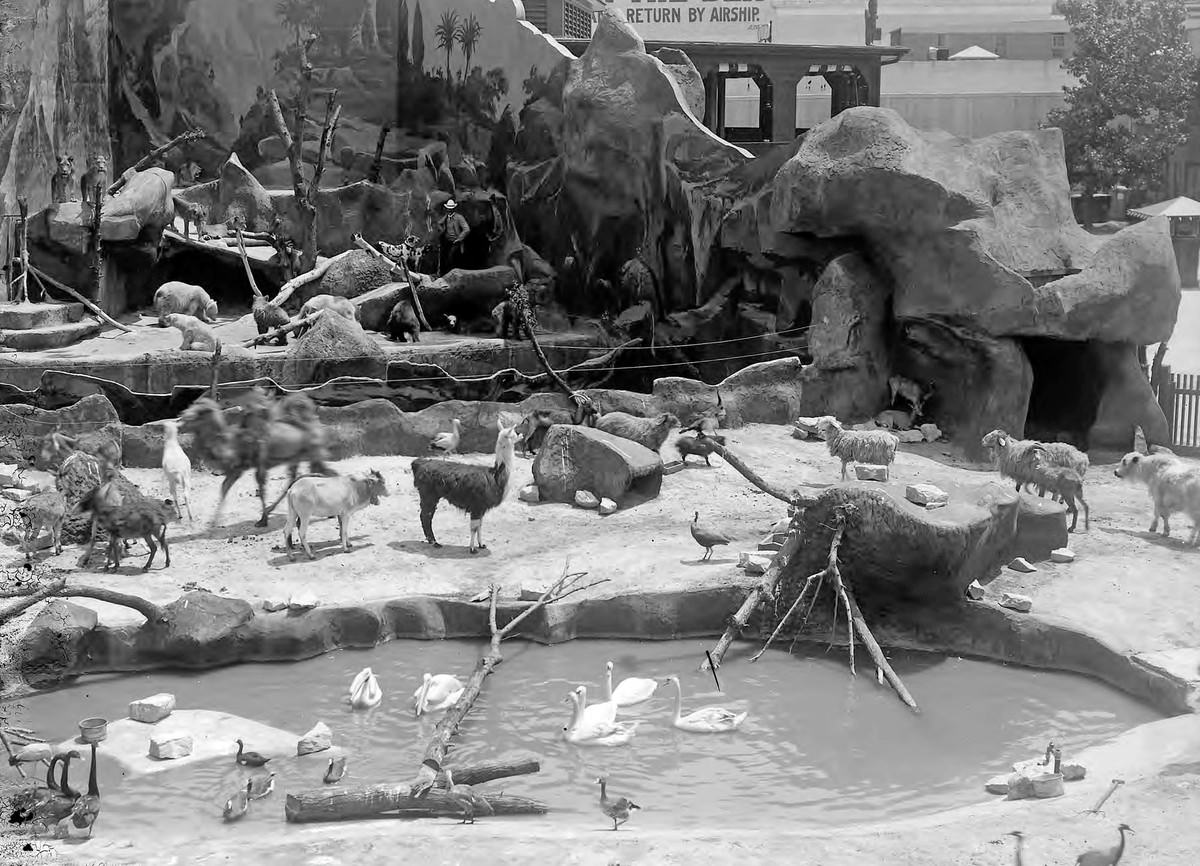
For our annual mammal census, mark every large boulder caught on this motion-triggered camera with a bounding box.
[352,282,409,333]
[0,393,122,466]
[1088,342,1172,450]
[101,168,177,242]
[287,250,395,310]
[16,600,99,688]
[141,590,254,667]
[532,425,663,504]
[283,312,388,385]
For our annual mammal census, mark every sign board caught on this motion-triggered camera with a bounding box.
[597,0,777,44]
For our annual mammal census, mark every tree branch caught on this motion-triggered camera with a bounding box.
[107,128,207,196]
[0,578,165,627]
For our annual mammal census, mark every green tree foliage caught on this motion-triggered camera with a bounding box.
[456,13,481,80]
[1047,0,1198,194]
[435,8,459,86]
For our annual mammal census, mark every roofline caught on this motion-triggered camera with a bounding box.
[556,38,909,64]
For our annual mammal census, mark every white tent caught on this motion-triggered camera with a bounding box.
[949,45,1001,60]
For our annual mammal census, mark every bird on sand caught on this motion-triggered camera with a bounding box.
[323,756,347,784]
[1076,824,1134,866]
[596,776,640,830]
[222,780,251,821]
[234,739,271,768]
[429,419,462,454]
[247,771,276,800]
[443,768,494,824]
[690,511,731,561]
[1007,831,1027,866]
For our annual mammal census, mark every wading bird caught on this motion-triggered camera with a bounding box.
[596,776,640,830]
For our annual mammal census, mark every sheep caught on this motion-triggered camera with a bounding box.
[16,489,67,559]
[154,281,218,326]
[39,428,122,471]
[163,313,221,352]
[295,294,358,338]
[980,429,1088,501]
[159,419,194,522]
[77,486,180,572]
[675,432,726,466]
[411,422,520,554]
[814,417,899,481]
[1030,463,1090,532]
[595,411,680,454]
[284,470,389,560]
[1114,451,1200,546]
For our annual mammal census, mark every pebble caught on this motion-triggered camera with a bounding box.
[518,483,540,503]
[574,490,599,509]
[791,426,809,440]
[920,423,943,442]
[965,579,986,600]
[1007,557,1037,573]
[906,483,949,507]
[1050,547,1075,563]
[148,733,193,760]
[598,497,617,515]
[854,464,889,482]
[738,552,774,575]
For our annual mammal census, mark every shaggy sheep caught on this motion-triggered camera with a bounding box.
[295,295,359,338]
[815,417,899,481]
[163,313,221,352]
[154,281,218,326]
[980,429,1088,501]
[411,422,520,554]
[284,469,389,559]
[1114,451,1200,546]
[1031,463,1089,532]
[595,411,680,454]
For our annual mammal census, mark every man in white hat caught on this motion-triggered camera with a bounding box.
[437,198,471,275]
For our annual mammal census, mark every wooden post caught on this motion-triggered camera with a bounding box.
[15,196,28,304]
[88,182,104,298]
[1157,363,1175,442]
[368,123,390,184]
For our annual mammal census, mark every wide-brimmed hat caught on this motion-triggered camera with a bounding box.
[445,199,458,210]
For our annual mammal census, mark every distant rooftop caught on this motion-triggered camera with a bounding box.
[895,17,1069,34]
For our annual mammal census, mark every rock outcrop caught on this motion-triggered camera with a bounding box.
[532,425,663,504]
[283,311,388,385]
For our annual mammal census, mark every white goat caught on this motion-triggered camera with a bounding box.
[815,417,899,480]
[284,470,390,559]
[1114,451,1200,546]
[160,419,194,522]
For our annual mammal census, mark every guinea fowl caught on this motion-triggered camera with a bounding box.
[1076,824,1134,866]
[596,776,640,830]
[222,780,252,821]
[247,771,276,800]
[429,419,463,454]
[234,739,271,767]
[68,741,102,836]
[323,756,347,784]
[442,768,494,824]
[690,511,731,561]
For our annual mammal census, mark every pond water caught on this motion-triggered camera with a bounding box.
[10,639,1161,845]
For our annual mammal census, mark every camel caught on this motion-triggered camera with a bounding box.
[179,388,336,529]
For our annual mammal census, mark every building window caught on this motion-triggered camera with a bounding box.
[936,33,946,47]
[563,1,594,39]
[1051,33,1066,57]
[994,35,1007,57]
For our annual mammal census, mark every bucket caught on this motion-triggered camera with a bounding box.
[1031,772,1064,799]
[78,717,108,743]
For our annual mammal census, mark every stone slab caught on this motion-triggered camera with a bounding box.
[855,463,889,482]
[906,483,949,507]
[129,692,176,724]
[0,302,84,330]
[53,710,299,778]
[1051,547,1076,563]
[1000,592,1033,613]
[0,320,102,351]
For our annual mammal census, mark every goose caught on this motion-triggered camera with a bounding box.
[410,758,443,798]
[690,511,731,561]
[27,750,80,833]
[661,675,748,733]
[323,756,347,784]
[430,418,463,454]
[603,660,657,707]
[222,780,252,821]
[571,684,618,728]
[349,667,383,710]
[68,741,102,836]
[247,771,276,800]
[562,689,639,747]
[442,768,494,824]
[596,776,640,830]
[413,673,465,717]
[234,739,271,767]
[7,754,63,824]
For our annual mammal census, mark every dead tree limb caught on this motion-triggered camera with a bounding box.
[368,123,390,184]
[28,265,133,333]
[271,250,354,308]
[708,441,817,509]
[0,576,67,625]
[0,729,25,778]
[107,127,207,196]
[234,225,264,300]
[352,234,430,330]
[241,312,322,348]
[310,91,341,203]
[831,561,918,711]
[286,790,547,823]
[0,579,165,627]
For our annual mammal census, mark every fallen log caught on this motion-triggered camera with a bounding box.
[286,790,547,823]
[284,755,541,823]
[241,312,322,348]
[28,265,133,333]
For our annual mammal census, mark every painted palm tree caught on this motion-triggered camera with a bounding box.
[434,8,459,89]
[456,14,481,80]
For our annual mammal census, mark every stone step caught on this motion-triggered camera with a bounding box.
[0,301,85,330]
[0,319,101,351]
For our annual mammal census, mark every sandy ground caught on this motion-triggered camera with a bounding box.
[3,425,1200,863]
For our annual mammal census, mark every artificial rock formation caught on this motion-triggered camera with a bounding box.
[283,312,388,386]
[532,425,663,504]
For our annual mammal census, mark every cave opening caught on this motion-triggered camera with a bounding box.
[1020,337,1107,449]
[141,250,283,318]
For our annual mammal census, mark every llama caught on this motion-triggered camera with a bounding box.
[159,419,194,522]
[411,423,520,554]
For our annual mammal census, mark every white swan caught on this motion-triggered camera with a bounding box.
[562,689,639,747]
[572,684,618,727]
[603,660,658,707]
[413,673,465,717]
[348,667,383,710]
[661,675,747,733]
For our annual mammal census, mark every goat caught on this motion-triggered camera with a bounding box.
[1031,463,1090,532]
[159,419,194,522]
[1114,451,1200,546]
[888,375,933,416]
[411,423,520,554]
[980,429,1087,501]
[39,428,121,472]
[284,470,389,560]
[815,417,899,481]
[595,411,679,454]
[77,487,179,572]
[16,489,67,560]
[675,432,725,466]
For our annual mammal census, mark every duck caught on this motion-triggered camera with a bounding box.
[222,780,252,821]
[413,672,465,717]
[661,675,748,733]
[596,776,641,830]
[562,689,639,747]
[323,756,347,784]
[247,771,276,800]
[442,768,494,824]
[429,418,462,454]
[349,667,383,710]
[571,684,618,728]
[68,741,102,837]
[603,660,658,707]
[234,739,271,768]
[690,511,731,561]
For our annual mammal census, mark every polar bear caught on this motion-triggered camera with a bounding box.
[154,281,218,327]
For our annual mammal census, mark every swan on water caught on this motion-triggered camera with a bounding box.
[413,673,465,717]
[603,660,657,707]
[661,675,747,733]
[562,688,639,746]
[571,684,618,728]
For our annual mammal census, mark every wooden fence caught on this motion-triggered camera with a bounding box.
[1155,366,1200,456]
